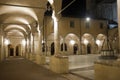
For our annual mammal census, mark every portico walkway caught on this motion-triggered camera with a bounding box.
[0,57,68,80]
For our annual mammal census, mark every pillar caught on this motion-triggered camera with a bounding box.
[54,19,60,55]
[34,32,46,64]
[0,26,4,61]
[49,0,69,73]
[117,0,120,52]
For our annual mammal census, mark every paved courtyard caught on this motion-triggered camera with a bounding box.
[0,57,68,80]
[0,56,96,80]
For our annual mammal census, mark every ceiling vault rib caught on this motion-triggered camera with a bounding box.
[0,23,29,26]
[0,3,45,9]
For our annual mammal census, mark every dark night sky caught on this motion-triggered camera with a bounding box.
[45,0,86,17]
[62,0,86,18]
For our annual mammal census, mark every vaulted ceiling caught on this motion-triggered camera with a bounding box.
[0,0,47,39]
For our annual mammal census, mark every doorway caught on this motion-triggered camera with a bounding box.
[73,44,78,54]
[87,44,91,54]
[16,46,19,56]
[51,42,54,55]
[8,44,14,56]
[10,48,14,56]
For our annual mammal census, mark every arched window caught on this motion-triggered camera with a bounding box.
[61,43,67,51]
[61,43,63,51]
[42,43,45,52]
[65,43,67,51]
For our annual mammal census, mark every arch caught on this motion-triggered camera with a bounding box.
[65,33,79,42]
[0,13,35,32]
[82,33,94,45]
[96,34,106,46]
[0,5,38,21]
[96,34,107,53]
[82,33,94,54]
[0,3,40,35]
[4,25,27,33]
[5,28,27,37]
[65,33,79,55]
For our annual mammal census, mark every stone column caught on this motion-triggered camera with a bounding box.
[33,32,41,54]
[29,32,40,61]
[54,20,60,55]
[52,0,62,55]
[25,34,31,59]
[50,0,69,74]
[0,26,4,61]
[34,32,45,63]
[62,38,67,54]
[117,0,120,52]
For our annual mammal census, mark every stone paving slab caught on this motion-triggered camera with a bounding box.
[69,66,94,80]
[0,57,68,80]
[62,74,85,80]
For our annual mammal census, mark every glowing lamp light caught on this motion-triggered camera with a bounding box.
[86,17,90,22]
[48,0,54,4]
[42,40,44,43]
[22,39,26,45]
[4,39,10,45]
[96,40,101,46]
[84,39,89,45]
[70,40,75,45]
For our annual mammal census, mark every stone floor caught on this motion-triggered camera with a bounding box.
[69,66,94,80]
[0,57,95,80]
[0,57,68,80]
[44,55,97,80]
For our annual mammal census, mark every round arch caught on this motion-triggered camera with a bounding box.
[96,34,107,53]
[5,28,27,37]
[82,33,94,54]
[65,33,79,55]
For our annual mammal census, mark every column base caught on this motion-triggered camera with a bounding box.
[35,54,46,64]
[29,53,35,61]
[25,53,29,59]
[50,56,69,73]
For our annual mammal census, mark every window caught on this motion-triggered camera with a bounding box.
[70,20,75,28]
[100,23,103,29]
[61,43,67,51]
[65,43,67,51]
[61,43,63,51]
[42,43,45,52]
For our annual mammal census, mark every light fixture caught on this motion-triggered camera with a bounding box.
[70,40,75,45]
[86,17,90,22]
[22,39,26,45]
[96,40,101,46]
[83,39,89,45]
[4,39,10,45]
